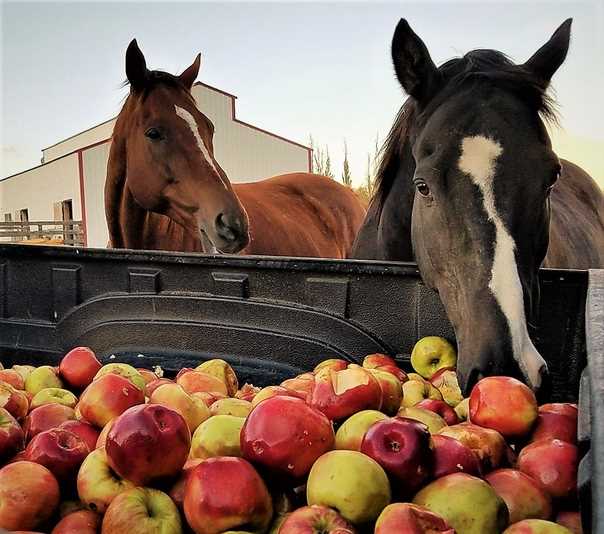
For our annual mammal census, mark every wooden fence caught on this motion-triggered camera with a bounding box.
[0,221,85,246]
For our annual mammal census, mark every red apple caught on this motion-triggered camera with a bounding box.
[376,364,408,383]
[375,503,454,534]
[101,487,182,534]
[503,519,575,532]
[310,364,382,420]
[24,428,88,481]
[431,434,481,478]
[531,405,577,445]
[362,353,398,369]
[0,369,25,389]
[0,461,60,531]
[235,383,261,402]
[540,403,578,418]
[58,420,100,452]
[169,458,205,510]
[59,347,102,390]
[241,396,335,478]
[416,399,459,425]
[76,447,136,514]
[177,370,228,396]
[145,377,174,397]
[469,376,538,439]
[278,504,356,533]
[314,359,349,373]
[78,373,145,428]
[485,468,552,523]
[0,382,29,419]
[137,368,159,384]
[517,439,578,499]
[184,457,273,534]
[360,417,432,493]
[51,509,100,534]
[24,403,76,441]
[438,422,510,472]
[149,382,211,432]
[0,407,24,462]
[106,404,191,485]
[556,511,583,534]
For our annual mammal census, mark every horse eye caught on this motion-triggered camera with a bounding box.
[416,181,431,197]
[145,127,163,140]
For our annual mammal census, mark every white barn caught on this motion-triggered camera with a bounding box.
[0,82,311,248]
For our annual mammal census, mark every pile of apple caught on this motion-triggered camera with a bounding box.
[0,337,583,534]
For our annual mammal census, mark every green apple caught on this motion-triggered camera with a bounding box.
[402,380,443,407]
[411,337,457,379]
[455,398,470,421]
[101,487,182,534]
[77,447,135,513]
[210,398,252,418]
[335,410,387,451]
[25,366,63,396]
[398,406,447,434]
[30,387,78,410]
[307,450,391,524]
[190,415,245,459]
[94,363,146,391]
[413,473,509,534]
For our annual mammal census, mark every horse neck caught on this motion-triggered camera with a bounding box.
[375,140,416,261]
[105,101,150,249]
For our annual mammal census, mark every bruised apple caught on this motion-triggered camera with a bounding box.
[310,364,382,420]
[375,503,454,534]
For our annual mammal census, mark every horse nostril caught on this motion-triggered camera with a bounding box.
[215,213,241,243]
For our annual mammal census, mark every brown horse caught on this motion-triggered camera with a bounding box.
[105,40,365,257]
[353,19,604,393]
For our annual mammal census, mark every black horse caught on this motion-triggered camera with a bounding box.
[353,19,604,394]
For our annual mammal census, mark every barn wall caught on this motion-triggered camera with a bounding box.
[82,142,111,248]
[0,155,81,222]
[42,119,116,163]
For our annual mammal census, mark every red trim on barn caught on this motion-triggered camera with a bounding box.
[77,150,88,247]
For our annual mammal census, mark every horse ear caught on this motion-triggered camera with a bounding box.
[179,54,202,90]
[126,39,149,92]
[524,19,572,84]
[391,19,441,104]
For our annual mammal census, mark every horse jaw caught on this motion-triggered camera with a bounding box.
[458,135,547,390]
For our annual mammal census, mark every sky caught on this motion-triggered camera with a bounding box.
[1,1,603,189]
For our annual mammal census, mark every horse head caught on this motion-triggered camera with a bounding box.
[376,19,572,393]
[114,40,249,253]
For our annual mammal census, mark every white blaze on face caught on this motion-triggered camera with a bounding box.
[174,105,228,189]
[458,135,546,389]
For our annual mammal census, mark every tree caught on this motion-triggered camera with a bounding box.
[341,140,352,187]
[308,134,334,178]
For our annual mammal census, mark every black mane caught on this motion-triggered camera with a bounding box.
[373,49,557,208]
